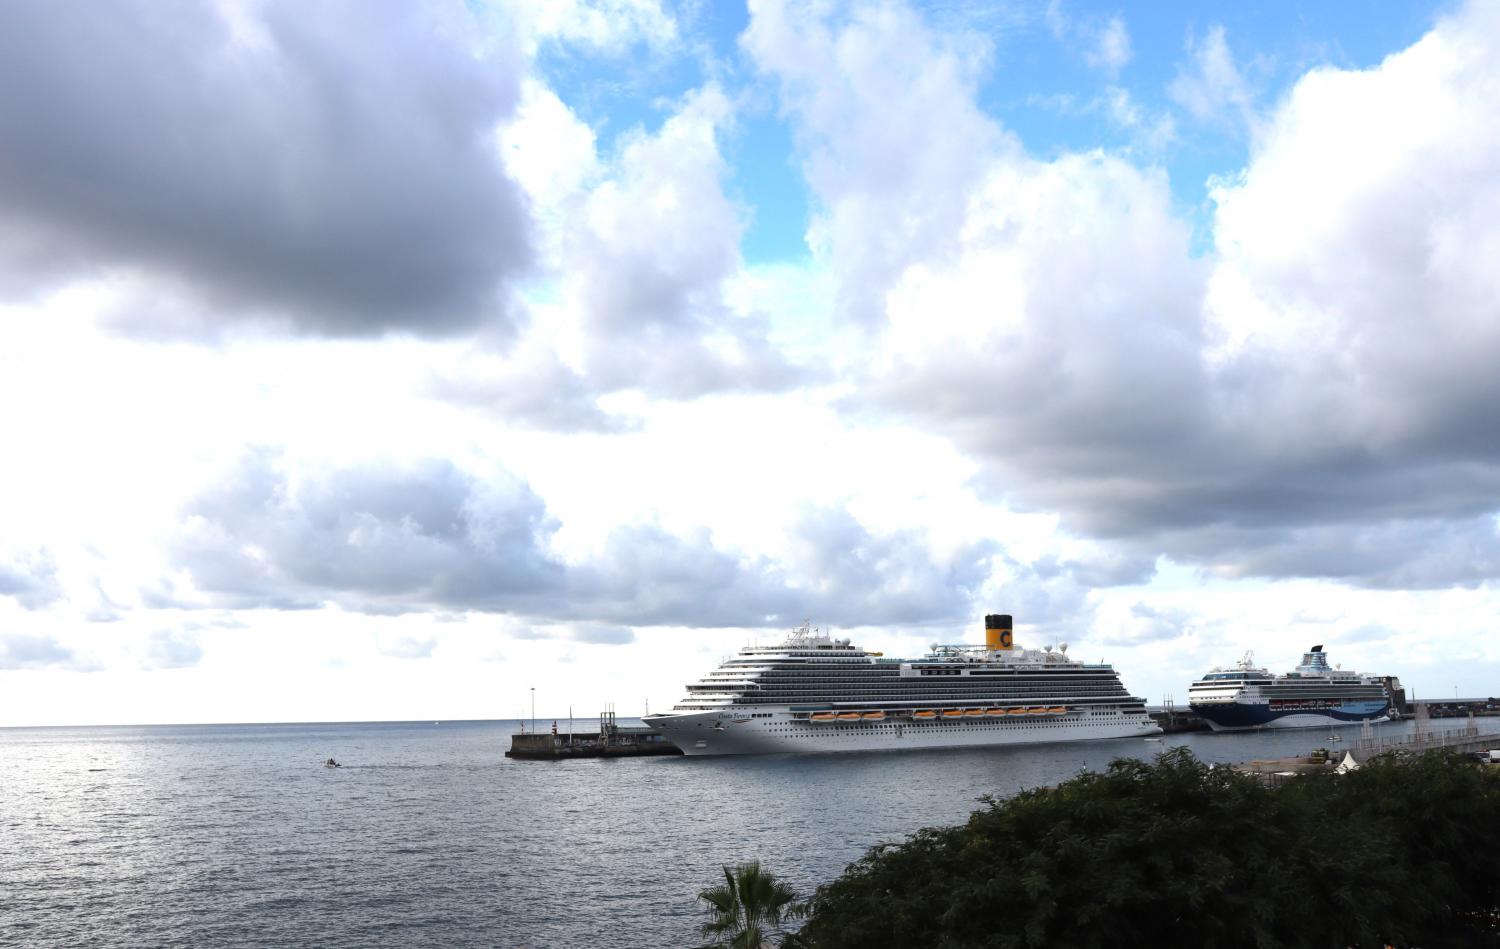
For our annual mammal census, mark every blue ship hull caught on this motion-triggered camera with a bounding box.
[1192,699,1390,731]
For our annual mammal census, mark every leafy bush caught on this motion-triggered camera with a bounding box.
[788,748,1500,949]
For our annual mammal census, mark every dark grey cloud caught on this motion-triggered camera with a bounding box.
[0,550,63,609]
[0,0,531,337]
[1164,515,1500,590]
[167,452,994,629]
[1033,549,1159,589]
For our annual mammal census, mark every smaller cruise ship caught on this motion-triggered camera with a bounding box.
[1187,646,1391,731]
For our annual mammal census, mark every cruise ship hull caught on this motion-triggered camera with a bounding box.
[644,709,1160,756]
[1193,700,1390,732]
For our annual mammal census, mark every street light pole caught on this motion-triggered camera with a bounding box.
[531,687,536,736]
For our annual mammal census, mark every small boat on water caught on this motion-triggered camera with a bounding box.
[323,758,341,768]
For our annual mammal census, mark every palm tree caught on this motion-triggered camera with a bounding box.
[696,860,806,949]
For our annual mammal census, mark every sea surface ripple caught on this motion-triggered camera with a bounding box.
[3,718,1494,948]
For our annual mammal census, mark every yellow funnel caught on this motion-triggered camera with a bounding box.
[985,614,1014,651]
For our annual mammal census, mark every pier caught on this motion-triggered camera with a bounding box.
[1148,696,1209,733]
[505,710,682,760]
[1340,706,1498,760]
[1234,706,1500,781]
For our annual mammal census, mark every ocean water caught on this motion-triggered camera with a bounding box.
[4,717,1497,948]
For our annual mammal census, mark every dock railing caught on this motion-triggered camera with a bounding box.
[1346,713,1494,760]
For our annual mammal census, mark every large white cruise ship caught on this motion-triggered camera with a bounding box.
[643,614,1160,756]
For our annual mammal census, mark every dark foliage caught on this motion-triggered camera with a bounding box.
[790,748,1500,949]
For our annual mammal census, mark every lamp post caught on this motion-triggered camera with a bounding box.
[530,687,536,737]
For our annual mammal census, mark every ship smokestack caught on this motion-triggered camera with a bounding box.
[985,614,1014,651]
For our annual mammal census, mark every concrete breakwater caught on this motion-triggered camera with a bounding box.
[506,711,682,760]
[506,728,681,759]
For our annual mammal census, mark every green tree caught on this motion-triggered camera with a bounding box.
[696,859,806,949]
[785,748,1500,949]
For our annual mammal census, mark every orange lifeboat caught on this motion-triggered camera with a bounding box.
[985,708,1008,718]
[964,708,986,718]
[836,712,862,721]
[941,709,963,718]
[862,711,886,721]
[1007,707,1029,716]
[1027,707,1049,715]
[913,710,937,720]
[1048,706,1068,714]
[810,712,835,722]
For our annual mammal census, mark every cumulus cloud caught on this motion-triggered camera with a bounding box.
[0,0,531,337]
[447,79,807,419]
[427,349,639,433]
[563,86,805,397]
[172,450,565,614]
[166,451,996,628]
[0,632,91,670]
[752,0,1500,591]
[0,549,64,609]
[744,0,1007,326]
[1169,516,1500,590]
[569,507,995,628]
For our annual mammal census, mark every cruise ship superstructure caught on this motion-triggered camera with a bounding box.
[1187,646,1392,731]
[643,614,1160,756]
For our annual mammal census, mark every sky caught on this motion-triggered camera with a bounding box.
[2,0,1498,727]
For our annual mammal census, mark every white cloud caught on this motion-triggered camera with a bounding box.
[1169,25,1256,132]
[743,0,1007,325]
[0,633,92,671]
[143,630,204,669]
[165,449,998,629]
[1046,3,1132,75]
[506,0,678,56]
[378,635,438,659]
[1086,15,1132,73]
[751,0,1500,597]
[0,549,63,610]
